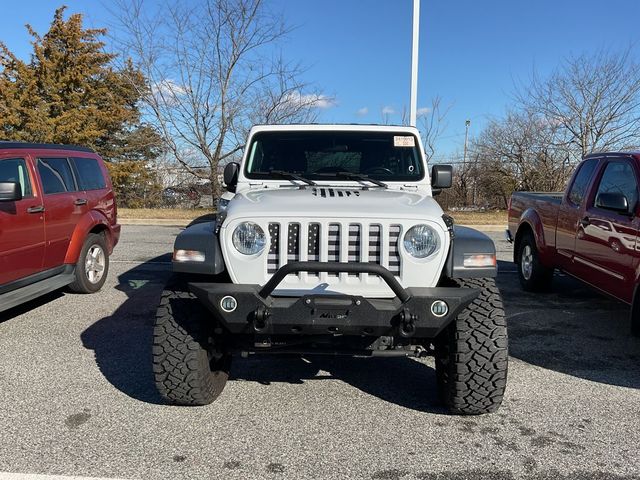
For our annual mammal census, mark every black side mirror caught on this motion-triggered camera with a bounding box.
[596,192,630,214]
[223,162,240,193]
[431,164,453,189]
[0,182,22,202]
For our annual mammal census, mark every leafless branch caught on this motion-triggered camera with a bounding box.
[108,0,328,199]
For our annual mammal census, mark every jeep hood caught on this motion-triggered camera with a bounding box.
[225,187,444,220]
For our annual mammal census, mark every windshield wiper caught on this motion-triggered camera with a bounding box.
[316,171,388,188]
[269,170,316,186]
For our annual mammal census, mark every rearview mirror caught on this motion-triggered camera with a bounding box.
[431,164,453,189]
[223,162,240,193]
[0,182,22,202]
[596,192,630,214]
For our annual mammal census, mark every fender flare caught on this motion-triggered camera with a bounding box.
[64,210,112,264]
[444,226,497,279]
[172,221,225,276]
[514,208,552,266]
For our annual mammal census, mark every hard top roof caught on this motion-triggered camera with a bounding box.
[249,123,420,134]
[0,141,94,153]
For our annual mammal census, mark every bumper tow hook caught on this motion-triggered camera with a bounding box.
[399,308,418,338]
[253,306,271,332]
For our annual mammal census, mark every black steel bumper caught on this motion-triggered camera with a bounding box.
[189,262,479,339]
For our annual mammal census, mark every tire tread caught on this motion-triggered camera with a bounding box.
[153,278,229,406]
[436,277,508,415]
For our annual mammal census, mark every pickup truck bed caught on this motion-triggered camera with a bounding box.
[507,151,640,337]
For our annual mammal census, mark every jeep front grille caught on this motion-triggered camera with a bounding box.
[267,221,402,277]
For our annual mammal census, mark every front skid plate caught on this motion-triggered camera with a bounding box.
[189,283,478,338]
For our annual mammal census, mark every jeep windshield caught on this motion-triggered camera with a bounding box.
[244,131,424,182]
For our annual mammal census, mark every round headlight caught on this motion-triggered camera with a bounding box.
[403,224,440,258]
[232,222,266,255]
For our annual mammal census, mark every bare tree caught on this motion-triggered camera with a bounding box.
[419,96,451,161]
[474,110,571,192]
[519,48,640,159]
[110,0,330,201]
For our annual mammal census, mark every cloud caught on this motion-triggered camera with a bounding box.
[381,106,395,115]
[417,107,431,116]
[151,79,187,97]
[356,107,369,116]
[284,91,336,109]
[150,79,189,107]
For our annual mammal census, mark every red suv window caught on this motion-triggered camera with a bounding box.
[37,158,77,194]
[72,157,106,190]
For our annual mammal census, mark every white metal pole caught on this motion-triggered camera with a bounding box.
[409,0,420,127]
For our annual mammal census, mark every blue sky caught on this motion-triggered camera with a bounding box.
[4,0,640,159]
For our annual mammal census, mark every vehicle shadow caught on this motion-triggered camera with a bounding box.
[231,354,446,414]
[497,260,640,389]
[0,290,64,325]
[81,254,173,404]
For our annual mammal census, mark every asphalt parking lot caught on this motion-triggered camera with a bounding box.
[0,225,639,480]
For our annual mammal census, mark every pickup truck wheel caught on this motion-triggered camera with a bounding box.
[153,276,230,406]
[517,232,553,291]
[434,277,508,415]
[69,233,109,293]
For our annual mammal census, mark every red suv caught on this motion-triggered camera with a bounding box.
[0,142,120,313]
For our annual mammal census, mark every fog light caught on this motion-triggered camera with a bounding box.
[463,254,497,268]
[173,249,206,262]
[431,300,448,317]
[220,295,237,313]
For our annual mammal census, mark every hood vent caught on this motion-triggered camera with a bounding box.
[312,187,360,198]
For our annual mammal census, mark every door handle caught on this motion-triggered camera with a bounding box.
[74,199,88,206]
[579,216,590,228]
[27,205,45,214]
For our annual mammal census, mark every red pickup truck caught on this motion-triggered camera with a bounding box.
[0,142,120,313]
[507,151,640,336]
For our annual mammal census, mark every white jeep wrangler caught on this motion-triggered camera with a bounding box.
[155,124,507,414]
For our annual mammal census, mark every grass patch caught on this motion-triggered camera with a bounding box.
[445,210,507,225]
[118,208,507,225]
[118,208,214,220]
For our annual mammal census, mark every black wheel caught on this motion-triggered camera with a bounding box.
[69,233,109,293]
[435,277,508,415]
[153,276,230,406]
[516,231,553,291]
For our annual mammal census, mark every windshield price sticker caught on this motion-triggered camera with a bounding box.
[394,136,415,147]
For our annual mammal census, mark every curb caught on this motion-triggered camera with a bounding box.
[119,219,189,227]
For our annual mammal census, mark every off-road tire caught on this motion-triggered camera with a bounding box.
[69,233,109,294]
[516,231,553,292]
[153,276,231,406]
[435,277,508,415]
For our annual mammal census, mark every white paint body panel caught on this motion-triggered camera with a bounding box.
[221,124,449,298]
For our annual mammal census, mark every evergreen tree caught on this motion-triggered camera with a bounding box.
[0,6,161,163]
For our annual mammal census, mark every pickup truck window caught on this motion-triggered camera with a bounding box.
[593,161,638,211]
[0,158,32,197]
[568,158,598,206]
[245,131,424,182]
[37,158,77,194]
